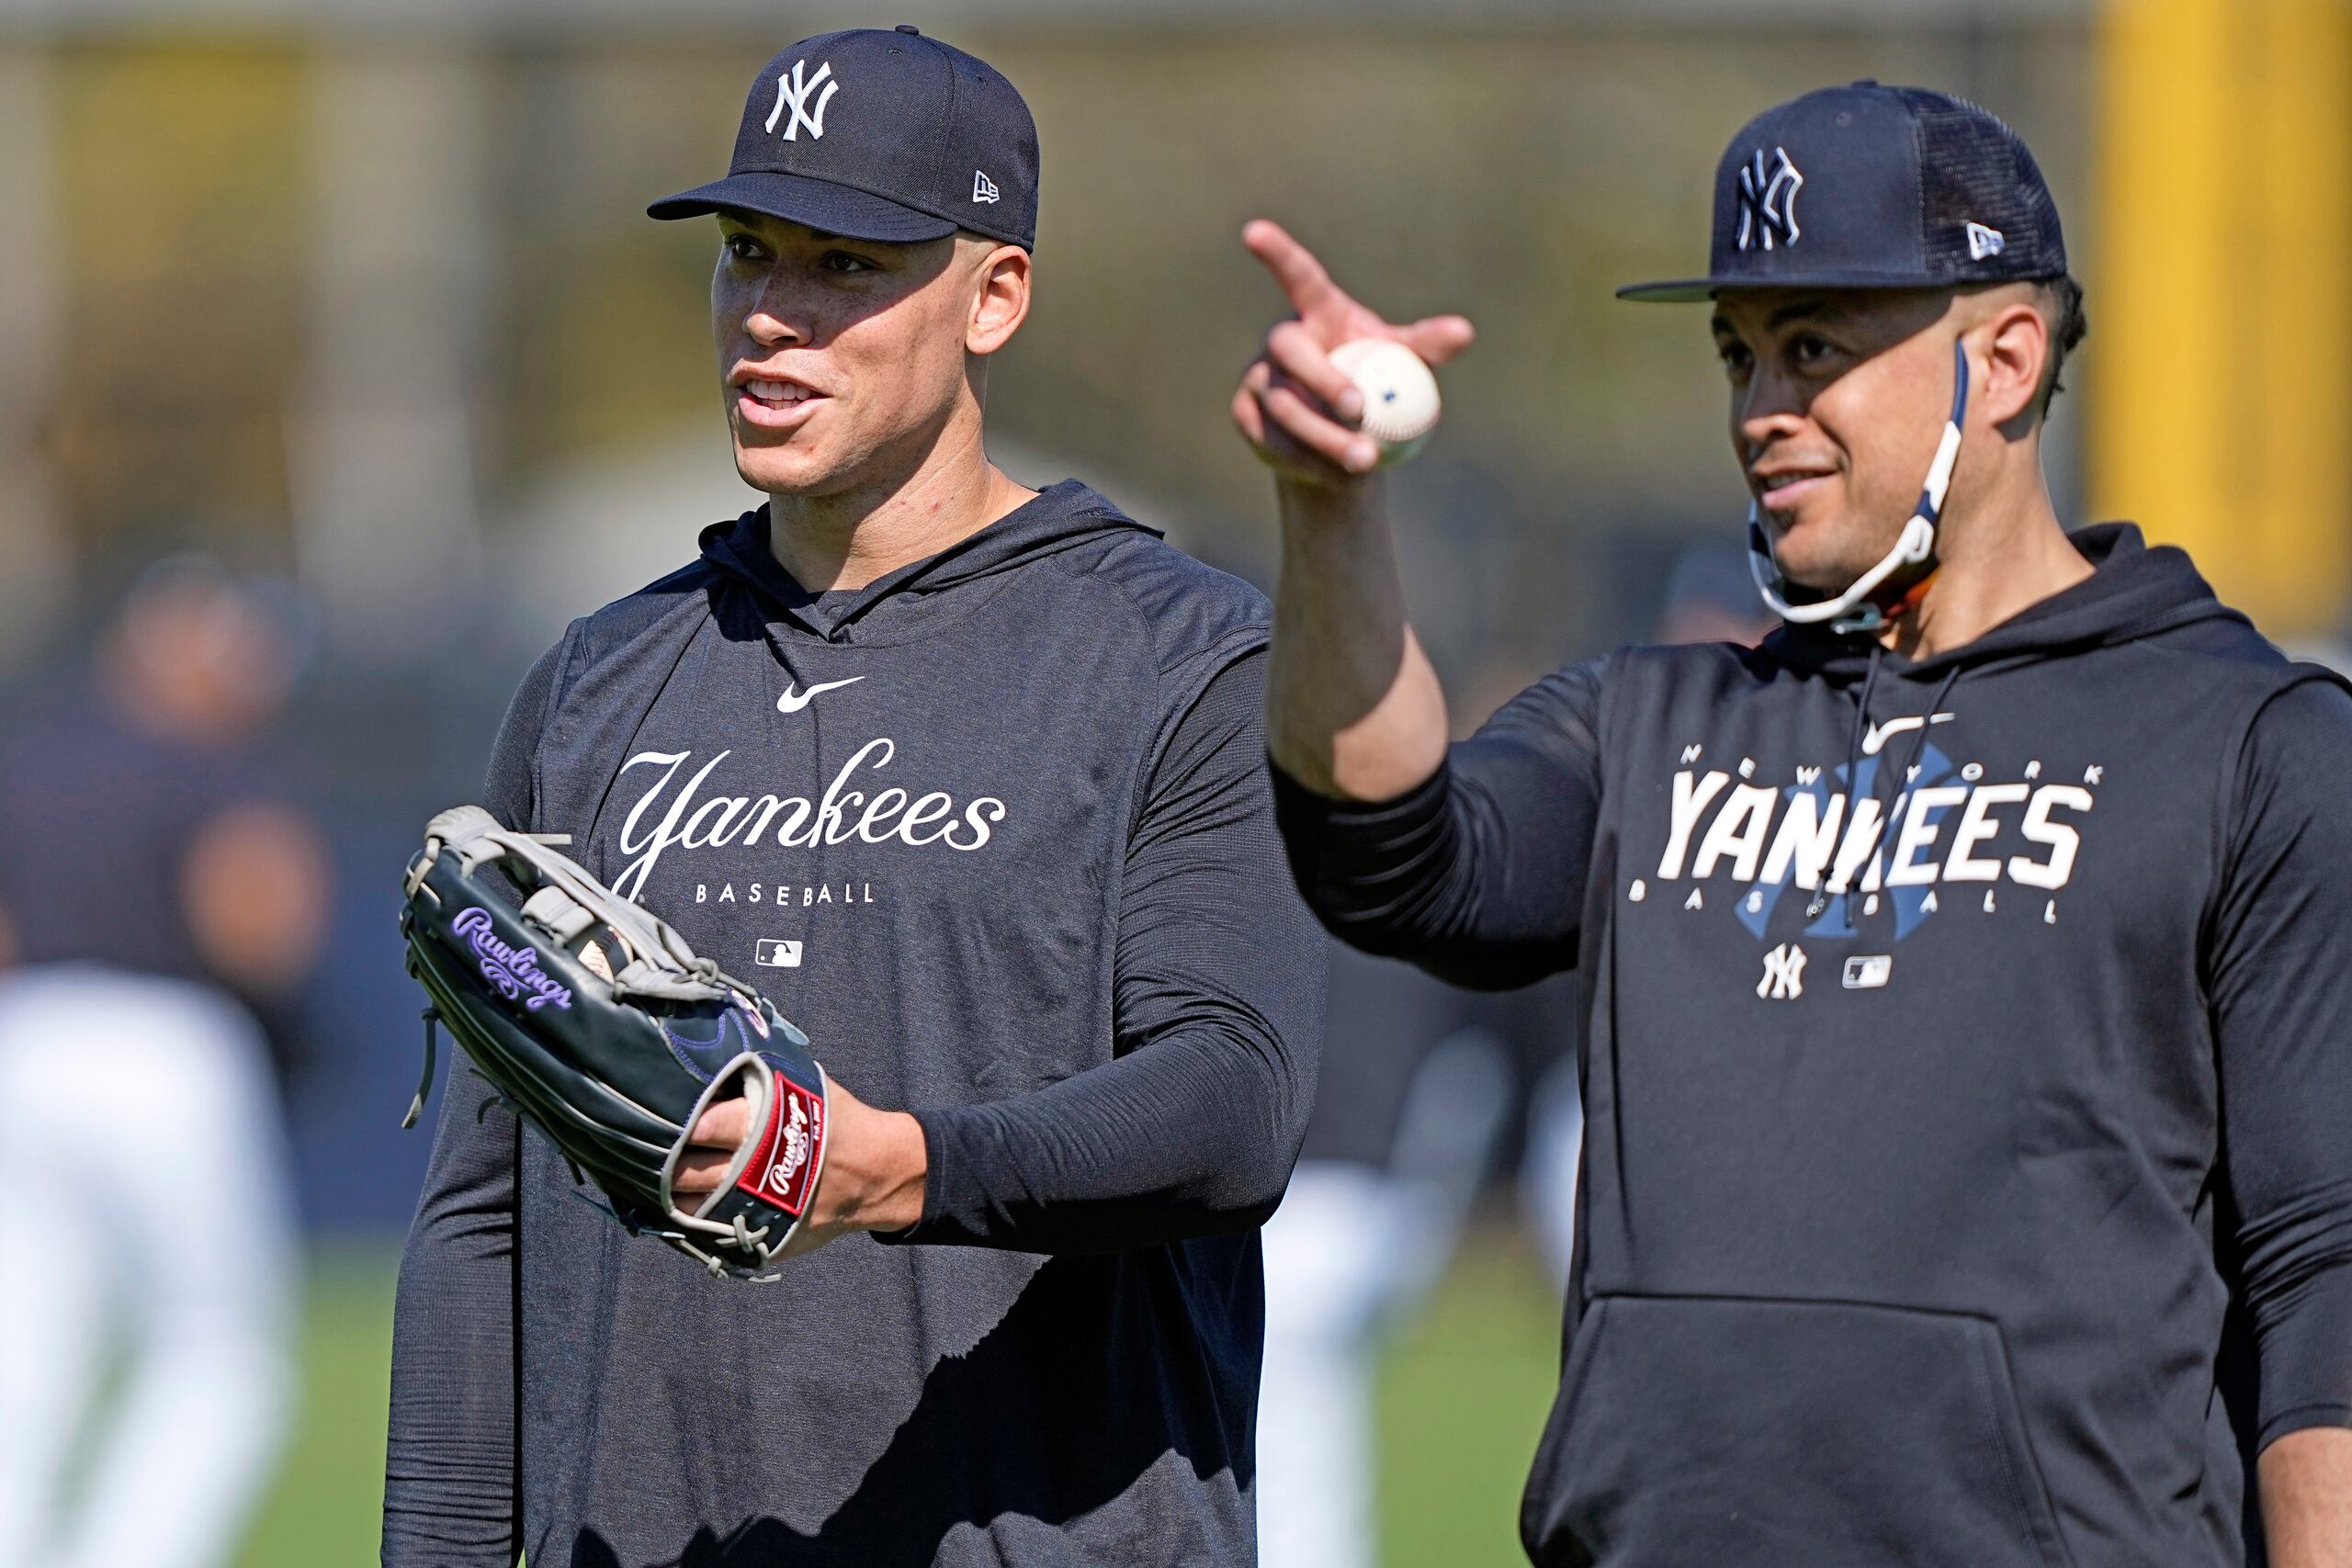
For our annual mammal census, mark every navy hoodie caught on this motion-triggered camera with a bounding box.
[1275,525,2352,1567]
[385,481,1325,1567]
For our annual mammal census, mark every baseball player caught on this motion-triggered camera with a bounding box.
[385,28,1323,1567]
[0,560,324,1568]
[1236,84,2352,1565]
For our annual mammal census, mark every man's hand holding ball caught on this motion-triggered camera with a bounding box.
[1232,220,1473,488]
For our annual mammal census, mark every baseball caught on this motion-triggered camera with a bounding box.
[1329,337,1441,465]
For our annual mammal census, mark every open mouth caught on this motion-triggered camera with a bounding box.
[732,370,828,431]
[742,378,819,408]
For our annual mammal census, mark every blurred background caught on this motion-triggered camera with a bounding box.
[0,0,2345,1563]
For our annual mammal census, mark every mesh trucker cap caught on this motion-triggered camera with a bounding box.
[1619,82,2065,301]
[649,26,1038,250]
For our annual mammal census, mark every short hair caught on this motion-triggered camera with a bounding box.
[2037,274,2088,413]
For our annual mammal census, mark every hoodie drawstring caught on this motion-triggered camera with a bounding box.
[1881,662,1965,855]
[1807,644,1884,920]
[1806,649,1964,930]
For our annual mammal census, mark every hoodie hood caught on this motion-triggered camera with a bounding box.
[696,479,1157,646]
[1762,523,2255,683]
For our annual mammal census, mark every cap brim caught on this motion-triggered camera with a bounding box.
[647,170,959,243]
[1614,278,1722,302]
[1618,265,2035,302]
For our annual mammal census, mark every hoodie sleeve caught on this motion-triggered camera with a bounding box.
[381,643,561,1566]
[1269,657,1604,989]
[2209,673,2352,1453]
[885,650,1328,1251]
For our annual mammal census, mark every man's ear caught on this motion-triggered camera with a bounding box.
[1976,297,2052,433]
[967,243,1031,355]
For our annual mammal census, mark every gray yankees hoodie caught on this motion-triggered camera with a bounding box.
[384,480,1326,1568]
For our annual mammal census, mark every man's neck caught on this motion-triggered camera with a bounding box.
[1881,469,2089,660]
[766,412,1038,592]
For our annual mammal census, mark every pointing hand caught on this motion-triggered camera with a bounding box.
[1230,220,1474,486]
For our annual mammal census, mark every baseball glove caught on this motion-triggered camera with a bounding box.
[396,804,828,1280]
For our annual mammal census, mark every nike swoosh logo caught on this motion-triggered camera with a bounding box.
[1860,712,1954,756]
[776,675,865,714]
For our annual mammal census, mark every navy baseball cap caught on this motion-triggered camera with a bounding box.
[1619,82,2065,301]
[649,26,1038,250]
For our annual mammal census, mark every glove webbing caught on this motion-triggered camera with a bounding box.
[406,806,762,1006]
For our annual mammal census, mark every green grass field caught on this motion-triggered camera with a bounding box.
[234,1232,1561,1567]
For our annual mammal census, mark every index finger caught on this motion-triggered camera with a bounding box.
[1242,219,1355,327]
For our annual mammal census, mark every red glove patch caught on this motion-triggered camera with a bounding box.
[738,1077,826,1217]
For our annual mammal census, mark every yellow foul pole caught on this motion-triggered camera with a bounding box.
[2093,0,2352,638]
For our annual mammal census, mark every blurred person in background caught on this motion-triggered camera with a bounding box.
[0,557,332,1568]
[1647,542,1782,653]
[1238,82,2352,1568]
[1255,942,1512,1568]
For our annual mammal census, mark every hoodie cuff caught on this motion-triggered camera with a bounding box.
[866,1104,955,1247]
[1267,754,1456,920]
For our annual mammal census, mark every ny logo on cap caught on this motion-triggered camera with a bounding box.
[766,59,839,141]
[1736,146,1804,253]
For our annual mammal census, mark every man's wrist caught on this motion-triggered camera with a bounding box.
[824,1105,928,1234]
[2258,1425,2352,1567]
[1274,470,1386,530]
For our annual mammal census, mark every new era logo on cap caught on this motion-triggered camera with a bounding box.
[1966,220,2006,260]
[648,26,1040,250]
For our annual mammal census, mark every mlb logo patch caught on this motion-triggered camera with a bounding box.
[1842,954,1893,990]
